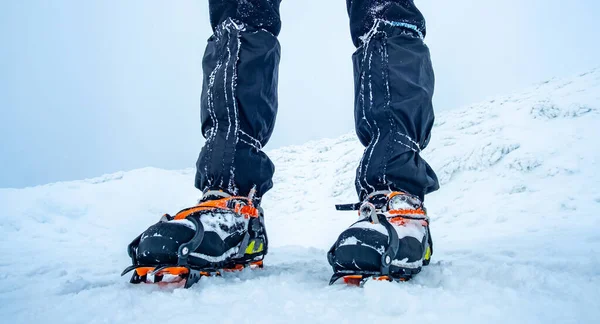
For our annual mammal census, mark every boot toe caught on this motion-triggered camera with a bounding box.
[330,220,427,272]
[137,222,195,264]
[331,224,388,271]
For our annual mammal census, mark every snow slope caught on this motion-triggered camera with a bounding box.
[1,69,600,323]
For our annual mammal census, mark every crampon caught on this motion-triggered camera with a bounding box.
[328,269,421,287]
[120,259,265,289]
[121,191,268,288]
[328,191,432,287]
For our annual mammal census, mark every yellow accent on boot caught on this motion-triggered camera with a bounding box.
[424,246,431,261]
[245,240,264,254]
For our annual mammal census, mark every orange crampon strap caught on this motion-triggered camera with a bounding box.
[387,209,428,226]
[389,216,429,227]
[387,208,428,227]
[384,191,428,225]
[387,208,426,216]
[173,196,259,220]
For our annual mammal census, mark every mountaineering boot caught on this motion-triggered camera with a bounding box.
[122,191,268,288]
[328,191,432,286]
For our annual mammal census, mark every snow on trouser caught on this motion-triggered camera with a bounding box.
[328,191,433,286]
[349,0,439,201]
[195,0,439,203]
[195,8,281,203]
[121,193,268,288]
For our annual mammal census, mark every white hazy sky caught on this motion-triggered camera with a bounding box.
[1,0,599,188]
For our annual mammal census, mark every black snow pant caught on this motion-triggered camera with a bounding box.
[195,0,439,203]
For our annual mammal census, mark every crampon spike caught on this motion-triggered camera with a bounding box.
[151,266,190,276]
[343,275,364,286]
[341,275,406,286]
[223,264,245,272]
[122,260,265,288]
[250,260,264,269]
[222,260,264,272]
[121,265,197,286]
[135,267,156,277]
[328,271,413,287]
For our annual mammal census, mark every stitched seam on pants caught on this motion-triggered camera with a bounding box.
[356,37,377,197]
[213,19,247,195]
[356,51,370,196]
[381,34,392,187]
[228,20,244,195]
[204,32,226,188]
[218,23,233,190]
[364,45,380,193]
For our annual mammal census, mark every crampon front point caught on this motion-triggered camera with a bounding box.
[120,260,264,288]
[328,268,420,287]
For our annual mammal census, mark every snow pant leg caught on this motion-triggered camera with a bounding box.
[208,0,282,36]
[195,2,281,202]
[348,0,439,200]
[347,0,426,47]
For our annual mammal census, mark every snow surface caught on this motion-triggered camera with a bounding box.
[2,69,600,323]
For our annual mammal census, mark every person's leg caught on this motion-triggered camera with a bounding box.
[195,0,282,204]
[327,1,438,284]
[348,0,439,200]
[123,1,282,287]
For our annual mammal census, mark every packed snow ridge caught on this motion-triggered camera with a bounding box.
[1,69,599,323]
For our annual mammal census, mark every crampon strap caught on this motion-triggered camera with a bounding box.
[335,203,361,211]
[173,196,260,220]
